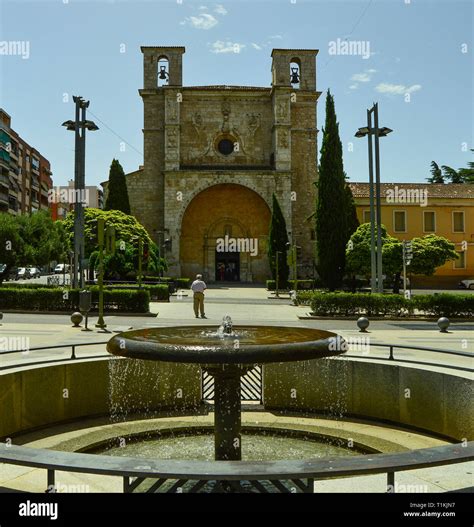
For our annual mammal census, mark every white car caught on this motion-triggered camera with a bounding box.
[54,264,70,274]
[459,278,474,290]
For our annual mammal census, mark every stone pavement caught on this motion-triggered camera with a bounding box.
[0,285,472,370]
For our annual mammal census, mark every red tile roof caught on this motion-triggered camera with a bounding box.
[348,182,474,199]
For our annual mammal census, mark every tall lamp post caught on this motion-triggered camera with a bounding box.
[355,103,392,293]
[62,96,99,289]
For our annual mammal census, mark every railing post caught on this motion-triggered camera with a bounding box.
[123,476,130,493]
[387,472,395,493]
[46,469,56,493]
[389,346,394,360]
[71,345,76,360]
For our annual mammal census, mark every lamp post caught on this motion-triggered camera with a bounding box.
[355,103,392,293]
[275,250,281,297]
[62,96,98,289]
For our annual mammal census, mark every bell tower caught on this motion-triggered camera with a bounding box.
[139,46,185,241]
[271,48,320,275]
[141,46,185,88]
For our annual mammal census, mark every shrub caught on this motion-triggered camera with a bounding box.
[0,287,150,313]
[301,291,473,318]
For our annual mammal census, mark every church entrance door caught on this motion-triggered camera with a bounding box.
[215,251,240,282]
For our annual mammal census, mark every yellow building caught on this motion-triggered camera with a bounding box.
[349,183,474,288]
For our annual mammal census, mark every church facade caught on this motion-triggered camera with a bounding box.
[117,46,321,282]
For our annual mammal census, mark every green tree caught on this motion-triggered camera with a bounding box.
[104,159,131,214]
[0,213,24,282]
[17,210,65,267]
[457,149,474,183]
[344,180,359,241]
[316,90,348,290]
[62,208,166,279]
[441,165,464,184]
[267,193,289,286]
[426,161,445,183]
[409,235,458,276]
[346,224,458,292]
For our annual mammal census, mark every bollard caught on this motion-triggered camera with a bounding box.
[357,316,370,333]
[437,317,450,333]
[70,312,83,328]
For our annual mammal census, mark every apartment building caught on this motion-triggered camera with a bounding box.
[349,182,474,288]
[0,108,53,215]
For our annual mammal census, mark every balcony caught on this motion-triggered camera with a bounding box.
[0,172,9,188]
[0,191,9,205]
[31,178,40,191]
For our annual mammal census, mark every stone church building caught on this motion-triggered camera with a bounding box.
[109,46,321,282]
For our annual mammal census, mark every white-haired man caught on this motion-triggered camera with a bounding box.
[191,274,207,318]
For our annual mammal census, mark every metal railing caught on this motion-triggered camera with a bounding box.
[1,341,473,492]
[344,342,473,373]
[0,341,109,371]
[0,441,472,493]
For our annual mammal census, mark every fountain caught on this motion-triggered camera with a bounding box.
[107,316,347,463]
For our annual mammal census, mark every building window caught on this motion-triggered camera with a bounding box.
[453,211,465,233]
[393,210,407,232]
[363,210,371,223]
[454,251,466,269]
[217,138,235,156]
[423,211,436,233]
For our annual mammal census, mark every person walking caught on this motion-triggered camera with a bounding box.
[191,274,207,318]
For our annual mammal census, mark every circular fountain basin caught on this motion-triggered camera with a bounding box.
[107,326,346,365]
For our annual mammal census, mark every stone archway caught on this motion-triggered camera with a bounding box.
[180,183,271,283]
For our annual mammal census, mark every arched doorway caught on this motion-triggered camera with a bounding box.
[180,184,271,283]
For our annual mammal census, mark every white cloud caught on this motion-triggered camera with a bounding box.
[349,69,377,90]
[214,4,227,15]
[351,69,376,83]
[210,40,245,54]
[184,14,218,30]
[375,83,422,95]
[269,34,283,40]
[251,43,262,50]
[198,5,208,10]
[351,73,371,83]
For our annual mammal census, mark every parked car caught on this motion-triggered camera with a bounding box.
[27,267,41,279]
[0,264,7,281]
[17,267,31,280]
[7,267,19,281]
[54,264,70,274]
[459,278,474,290]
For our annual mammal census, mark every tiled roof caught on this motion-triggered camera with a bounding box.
[348,182,474,199]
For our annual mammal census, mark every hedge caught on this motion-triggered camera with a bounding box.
[1,281,170,302]
[0,287,150,313]
[296,291,474,318]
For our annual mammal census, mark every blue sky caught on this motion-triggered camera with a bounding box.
[0,0,472,188]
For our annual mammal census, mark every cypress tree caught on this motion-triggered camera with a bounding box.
[344,179,359,240]
[104,159,131,214]
[315,90,348,291]
[268,193,289,286]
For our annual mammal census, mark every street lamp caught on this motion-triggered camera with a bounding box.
[354,103,392,294]
[62,96,99,289]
